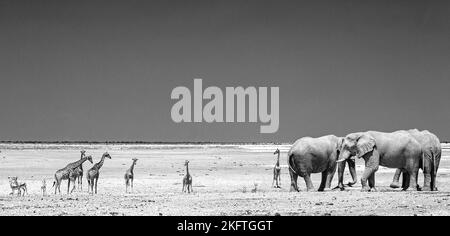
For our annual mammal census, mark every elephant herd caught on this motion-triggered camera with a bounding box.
[287,129,441,192]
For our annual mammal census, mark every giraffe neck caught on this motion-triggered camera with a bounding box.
[71,156,88,169]
[96,156,106,170]
[186,163,190,176]
[129,162,136,173]
[79,152,85,170]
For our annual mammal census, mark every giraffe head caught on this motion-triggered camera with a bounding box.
[273,148,280,155]
[85,155,93,164]
[132,158,138,164]
[103,152,112,159]
[184,160,190,166]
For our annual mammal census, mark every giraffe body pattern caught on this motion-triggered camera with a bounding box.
[273,149,281,188]
[125,158,138,193]
[182,160,193,193]
[53,154,93,194]
[87,152,112,194]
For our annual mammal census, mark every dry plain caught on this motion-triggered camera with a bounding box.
[0,143,449,216]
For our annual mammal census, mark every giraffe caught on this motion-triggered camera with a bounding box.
[182,160,193,193]
[71,150,86,191]
[124,158,138,193]
[87,152,112,194]
[53,154,93,194]
[272,148,281,188]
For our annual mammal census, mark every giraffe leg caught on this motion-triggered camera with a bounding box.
[67,179,70,194]
[70,179,76,194]
[277,172,280,188]
[87,179,91,194]
[95,178,98,194]
[279,172,281,187]
[131,178,133,193]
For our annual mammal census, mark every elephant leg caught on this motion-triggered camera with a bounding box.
[368,173,377,192]
[347,159,357,186]
[337,161,346,190]
[390,169,402,189]
[360,168,376,192]
[405,169,419,191]
[403,157,420,191]
[303,173,314,191]
[401,171,410,190]
[289,169,299,192]
[318,172,327,191]
[432,152,440,191]
[361,150,379,192]
[422,155,432,191]
[324,163,337,190]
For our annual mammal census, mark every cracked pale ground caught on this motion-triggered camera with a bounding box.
[0,144,449,216]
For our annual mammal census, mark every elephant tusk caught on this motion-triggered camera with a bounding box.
[336,159,346,163]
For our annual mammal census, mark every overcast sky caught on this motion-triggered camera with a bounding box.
[1,0,449,142]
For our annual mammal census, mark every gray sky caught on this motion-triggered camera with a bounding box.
[1,0,449,142]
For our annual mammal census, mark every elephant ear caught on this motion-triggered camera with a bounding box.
[356,134,376,158]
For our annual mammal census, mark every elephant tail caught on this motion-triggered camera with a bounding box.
[287,153,298,175]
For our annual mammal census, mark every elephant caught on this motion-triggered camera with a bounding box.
[337,130,422,192]
[390,129,441,191]
[287,135,341,192]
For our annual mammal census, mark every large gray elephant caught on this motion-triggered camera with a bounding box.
[390,129,441,191]
[287,135,341,192]
[337,130,422,192]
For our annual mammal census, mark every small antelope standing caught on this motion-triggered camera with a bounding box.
[182,160,193,193]
[124,158,138,193]
[87,152,112,194]
[41,179,47,196]
[272,148,281,188]
[8,176,27,196]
